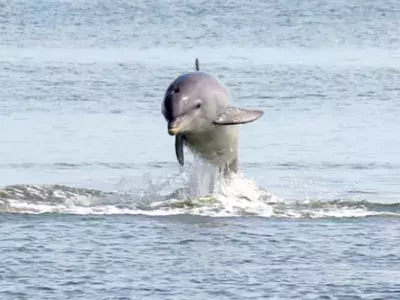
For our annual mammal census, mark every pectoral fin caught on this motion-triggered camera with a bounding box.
[175,134,185,166]
[213,106,264,125]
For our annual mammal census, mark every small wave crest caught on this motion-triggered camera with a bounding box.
[0,173,399,219]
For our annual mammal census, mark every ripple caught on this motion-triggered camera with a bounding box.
[244,162,400,171]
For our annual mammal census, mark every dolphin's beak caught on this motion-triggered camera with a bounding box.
[168,127,180,135]
[167,120,181,136]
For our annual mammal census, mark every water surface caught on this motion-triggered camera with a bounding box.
[1,0,400,299]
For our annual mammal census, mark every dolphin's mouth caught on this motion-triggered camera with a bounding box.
[168,127,179,135]
[168,119,182,136]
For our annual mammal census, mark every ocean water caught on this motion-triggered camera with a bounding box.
[1,0,400,299]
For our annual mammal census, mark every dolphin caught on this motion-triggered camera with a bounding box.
[161,58,263,179]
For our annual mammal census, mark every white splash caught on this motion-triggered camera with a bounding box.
[148,172,282,217]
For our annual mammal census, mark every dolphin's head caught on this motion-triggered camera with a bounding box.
[162,71,230,136]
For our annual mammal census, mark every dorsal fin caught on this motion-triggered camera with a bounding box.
[195,58,200,71]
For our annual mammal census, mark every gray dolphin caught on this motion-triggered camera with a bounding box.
[161,58,263,178]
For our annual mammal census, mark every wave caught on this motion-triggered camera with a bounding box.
[0,161,175,170]
[0,174,399,219]
[1,161,398,171]
[2,46,400,68]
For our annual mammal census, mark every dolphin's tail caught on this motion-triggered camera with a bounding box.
[195,58,200,71]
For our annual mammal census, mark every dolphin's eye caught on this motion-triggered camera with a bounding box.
[173,87,180,93]
[195,103,201,109]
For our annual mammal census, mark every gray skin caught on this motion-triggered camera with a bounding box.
[161,59,264,179]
